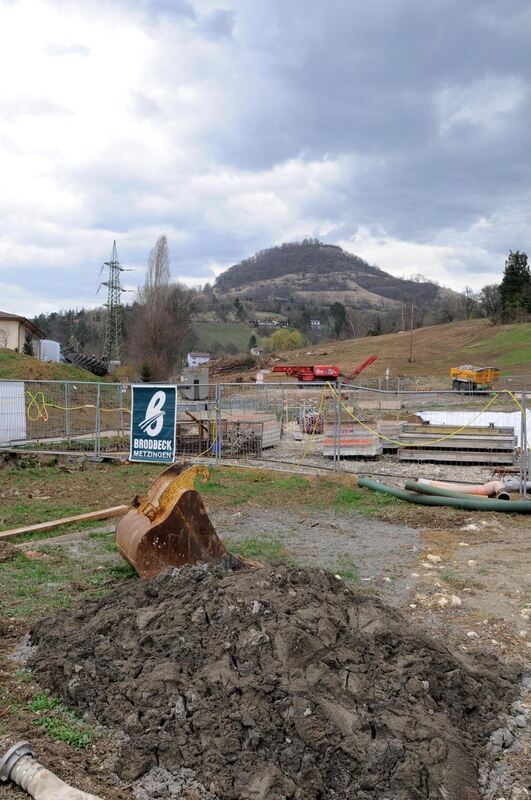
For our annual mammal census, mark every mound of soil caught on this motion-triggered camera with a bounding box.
[30,565,518,800]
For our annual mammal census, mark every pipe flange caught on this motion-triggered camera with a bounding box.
[0,741,34,782]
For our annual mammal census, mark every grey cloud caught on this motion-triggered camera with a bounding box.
[197,9,235,39]
[198,0,531,243]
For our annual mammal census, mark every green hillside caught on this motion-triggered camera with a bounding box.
[192,321,260,352]
[0,349,100,381]
[466,324,531,368]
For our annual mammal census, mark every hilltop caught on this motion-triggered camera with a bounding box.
[214,240,457,313]
[0,349,100,381]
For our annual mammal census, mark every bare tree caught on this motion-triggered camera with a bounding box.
[479,284,502,324]
[0,328,8,348]
[462,286,478,320]
[130,236,193,378]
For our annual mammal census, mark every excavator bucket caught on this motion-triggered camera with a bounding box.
[116,462,245,578]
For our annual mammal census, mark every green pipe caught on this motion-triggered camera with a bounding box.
[357,477,531,513]
[404,480,503,501]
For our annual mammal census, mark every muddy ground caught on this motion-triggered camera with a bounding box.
[29,564,520,800]
[0,464,529,799]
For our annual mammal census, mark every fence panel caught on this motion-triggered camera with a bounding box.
[1,379,527,488]
[0,380,132,455]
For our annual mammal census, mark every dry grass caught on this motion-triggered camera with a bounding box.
[269,319,531,380]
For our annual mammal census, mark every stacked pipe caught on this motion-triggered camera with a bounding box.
[357,477,531,512]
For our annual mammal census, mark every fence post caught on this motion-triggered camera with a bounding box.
[215,383,221,464]
[64,383,71,438]
[334,381,342,473]
[117,384,124,436]
[95,383,101,458]
[520,382,527,497]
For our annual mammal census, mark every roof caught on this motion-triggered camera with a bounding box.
[188,351,210,358]
[0,311,47,339]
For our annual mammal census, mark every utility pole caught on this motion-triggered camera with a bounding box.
[408,302,414,363]
[101,241,127,365]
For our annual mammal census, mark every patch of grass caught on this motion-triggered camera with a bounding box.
[192,320,261,351]
[466,323,531,368]
[440,568,484,591]
[228,536,291,562]
[332,556,360,583]
[335,486,398,512]
[0,348,100,381]
[14,668,33,683]
[38,715,95,748]
[26,692,64,712]
[108,562,137,580]
[440,569,460,585]
[89,532,118,553]
[271,476,310,490]
[26,692,95,748]
[200,474,265,506]
[0,538,128,618]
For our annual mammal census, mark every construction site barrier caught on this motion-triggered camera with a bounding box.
[0,379,528,488]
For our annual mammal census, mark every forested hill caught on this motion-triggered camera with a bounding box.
[216,241,377,287]
[213,240,449,308]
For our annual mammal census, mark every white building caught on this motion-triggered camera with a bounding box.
[40,339,62,362]
[187,351,211,368]
[0,311,46,357]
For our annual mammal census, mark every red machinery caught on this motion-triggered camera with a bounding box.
[271,355,378,382]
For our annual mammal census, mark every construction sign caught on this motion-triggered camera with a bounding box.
[129,385,177,464]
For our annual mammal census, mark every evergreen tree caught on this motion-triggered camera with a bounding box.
[140,361,152,382]
[234,297,245,321]
[330,302,347,338]
[22,333,34,356]
[500,251,531,319]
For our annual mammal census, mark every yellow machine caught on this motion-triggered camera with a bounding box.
[450,365,500,391]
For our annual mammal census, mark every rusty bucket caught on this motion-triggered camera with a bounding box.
[116,462,242,579]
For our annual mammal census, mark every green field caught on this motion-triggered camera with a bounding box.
[192,321,261,352]
[465,323,531,367]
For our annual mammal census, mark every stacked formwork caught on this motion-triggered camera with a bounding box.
[398,424,517,465]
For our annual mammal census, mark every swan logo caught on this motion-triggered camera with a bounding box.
[138,390,166,437]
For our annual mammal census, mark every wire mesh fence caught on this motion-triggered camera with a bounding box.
[0,379,528,485]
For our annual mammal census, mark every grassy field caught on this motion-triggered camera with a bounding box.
[280,319,531,380]
[465,324,531,367]
[0,462,396,536]
[0,461,402,620]
[0,349,99,381]
[192,320,261,351]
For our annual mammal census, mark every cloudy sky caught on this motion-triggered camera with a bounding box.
[1,0,531,316]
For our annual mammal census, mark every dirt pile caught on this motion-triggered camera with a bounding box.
[29,565,518,800]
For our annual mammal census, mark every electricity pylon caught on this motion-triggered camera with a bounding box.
[100,241,127,364]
